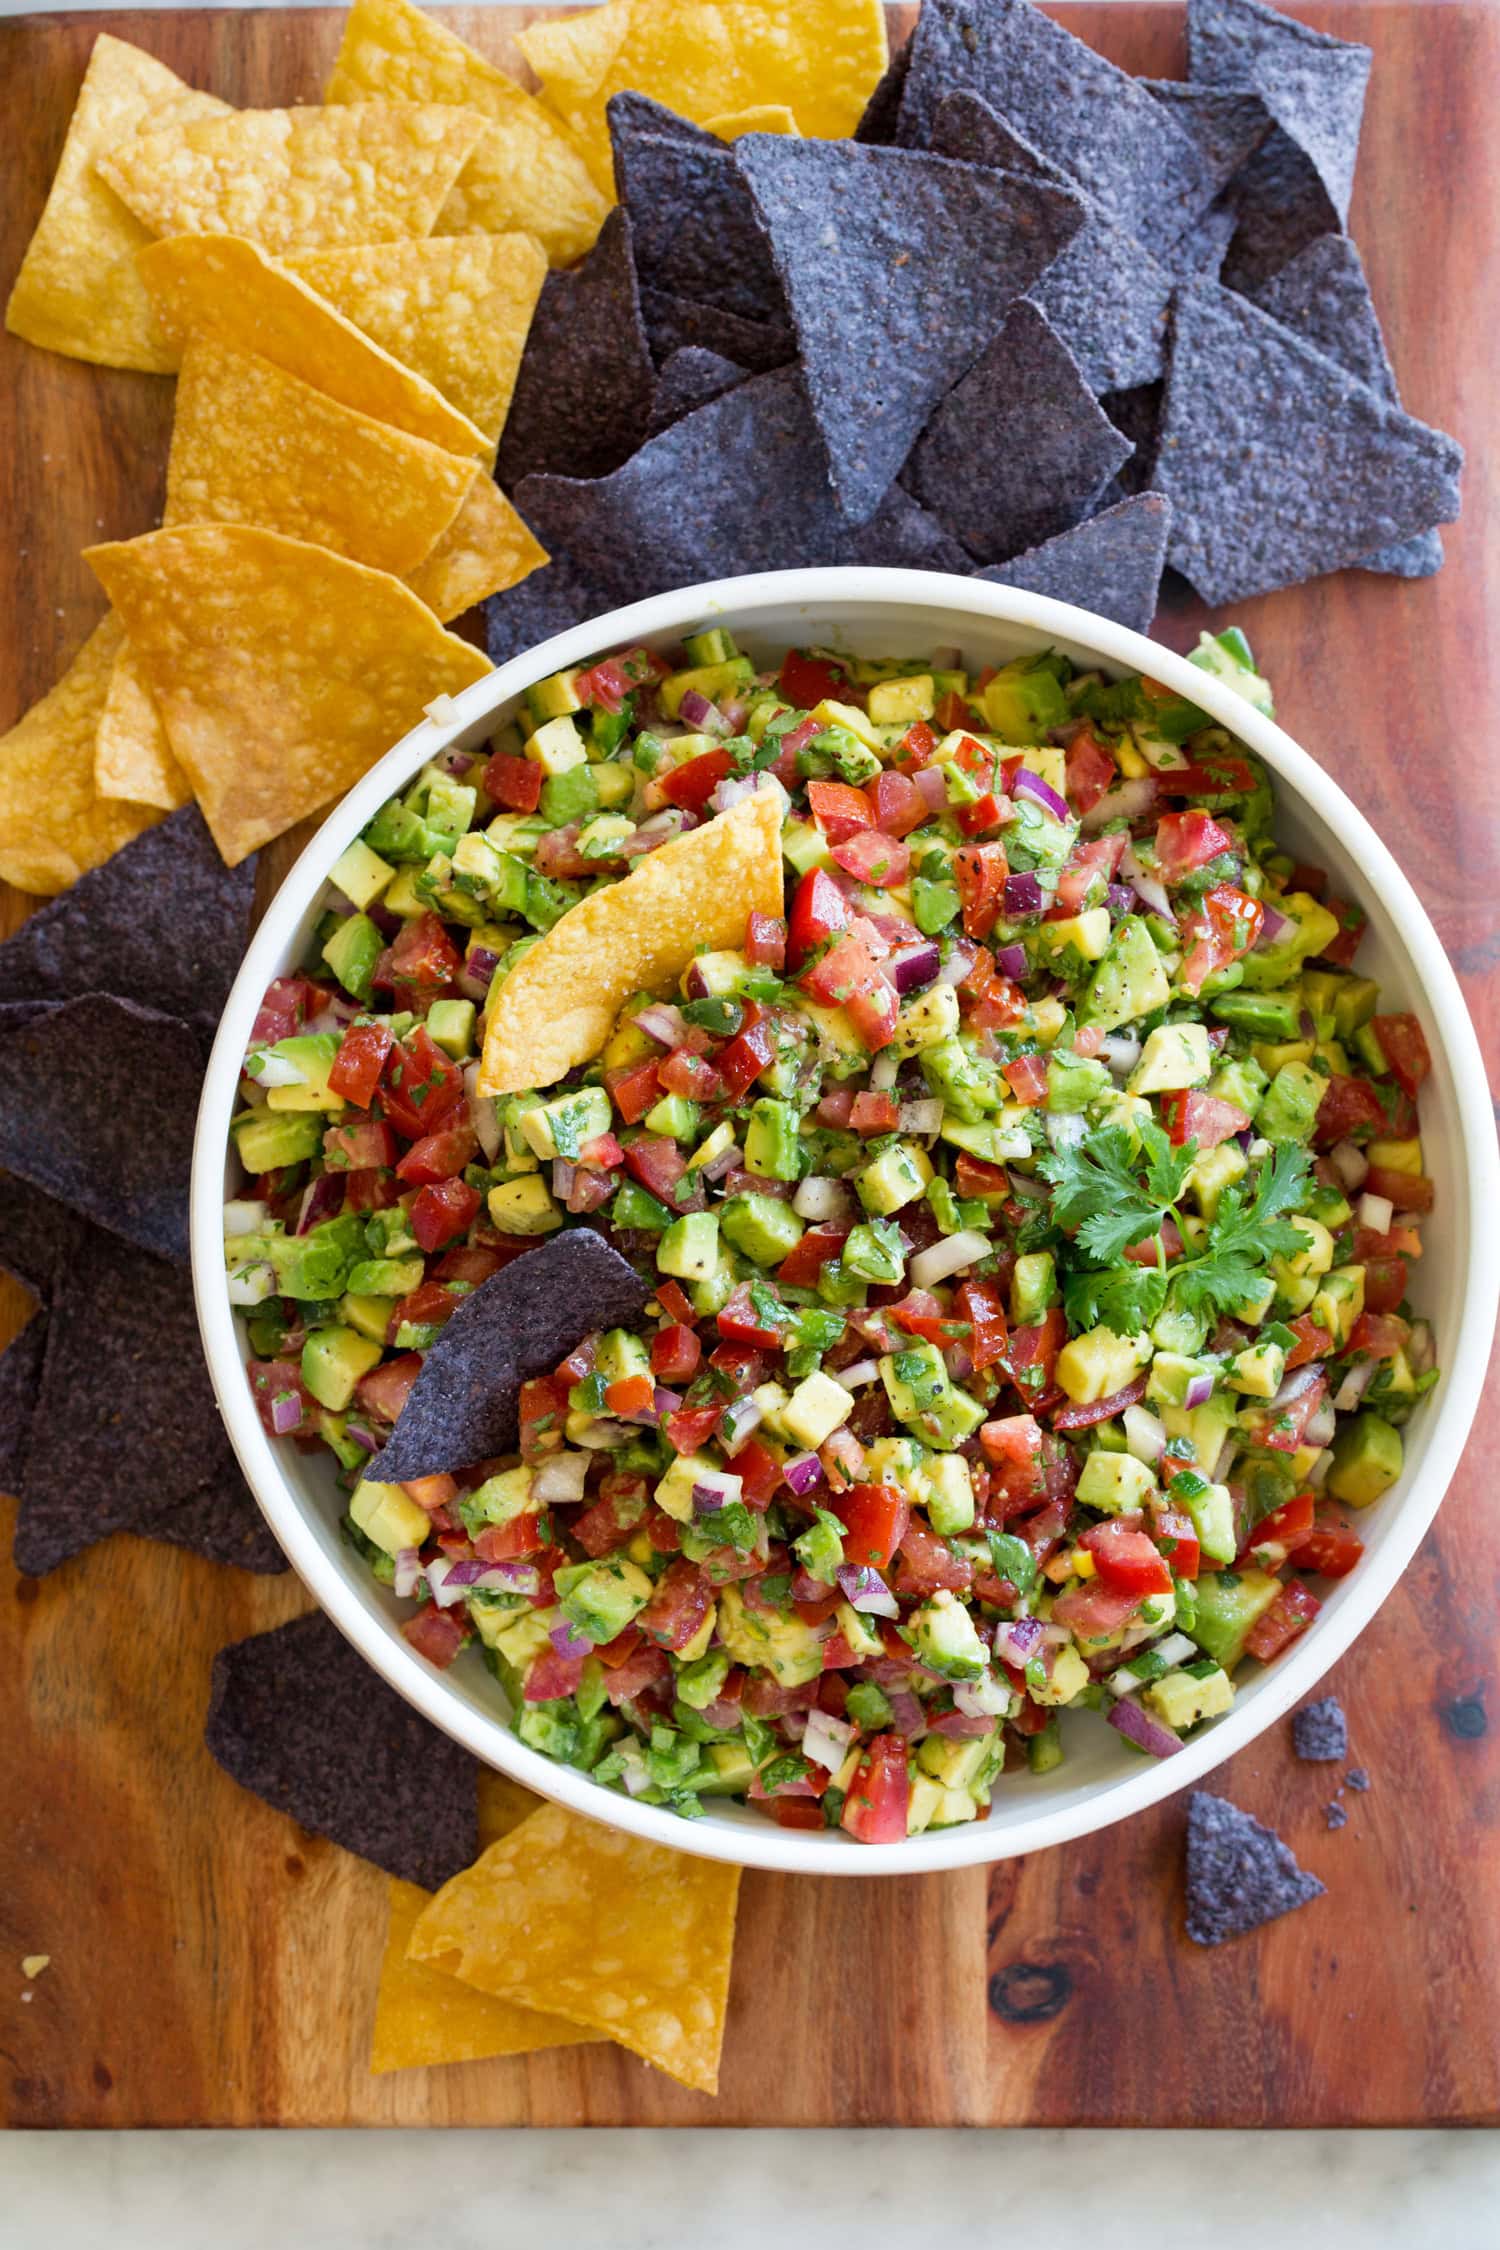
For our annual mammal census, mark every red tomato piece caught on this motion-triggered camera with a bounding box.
[1243,1579,1322,1662]
[716,1280,787,1350]
[482,750,542,811]
[894,1519,972,1599]
[1364,1165,1434,1214]
[251,974,316,1046]
[1153,1505,1200,1580]
[475,1512,546,1562]
[953,1154,1011,1203]
[844,979,900,1053]
[953,841,1010,940]
[660,1404,720,1459]
[1049,1580,1143,1638]
[850,1090,901,1133]
[1079,1521,1174,1597]
[955,1277,1009,1369]
[1370,1013,1432,1099]
[933,690,970,733]
[1359,1259,1410,1315]
[410,1176,481,1251]
[727,1436,784,1508]
[1160,1090,1251,1150]
[604,1374,655,1421]
[605,1057,662,1124]
[776,1223,851,1287]
[1005,1308,1066,1401]
[715,1011,778,1099]
[1063,727,1117,814]
[779,648,847,706]
[381,1027,464,1140]
[388,1280,463,1341]
[328,1019,394,1108]
[745,910,787,968]
[579,656,633,712]
[887,1289,957,1344]
[403,1603,467,1669]
[386,911,462,1001]
[518,1374,568,1461]
[325,1116,398,1170]
[1237,1491,1315,1568]
[807,777,876,843]
[1251,1371,1328,1451]
[342,1166,398,1212]
[602,1640,673,1704]
[869,768,928,837]
[840,1735,910,1844]
[832,829,911,888]
[248,1360,315,1439]
[659,746,733,811]
[832,1483,910,1570]
[660,1047,723,1102]
[640,1557,713,1651]
[786,867,849,968]
[651,1323,701,1384]
[653,1279,695,1326]
[356,1352,423,1422]
[1002,1052,1050,1106]
[1312,1074,1387,1149]
[1154,809,1236,883]
[524,1643,587,1702]
[1281,1314,1329,1370]
[797,928,879,1008]
[1294,1510,1365,1578]
[396,1118,478,1184]
[1318,896,1366,967]
[623,1135,687,1205]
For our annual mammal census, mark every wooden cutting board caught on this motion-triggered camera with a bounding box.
[2,2,1497,2130]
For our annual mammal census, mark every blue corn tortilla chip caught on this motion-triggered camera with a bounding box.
[1248,237,1442,579]
[1162,197,1239,282]
[1292,1695,1348,1762]
[843,487,975,574]
[484,552,613,670]
[0,995,200,1263]
[896,0,1217,260]
[608,96,784,328]
[369,1228,651,1481]
[12,1202,251,1575]
[854,34,912,145]
[0,806,254,1037]
[638,287,794,376]
[930,91,1172,392]
[1188,0,1370,226]
[495,208,655,489]
[646,347,745,437]
[736,136,1085,524]
[1155,280,1463,604]
[205,1610,477,1888]
[1142,80,1272,202]
[0,1169,68,1297]
[976,493,1172,636]
[1185,1790,1325,1945]
[904,300,1131,564]
[0,1302,46,1499]
[1215,140,1333,296]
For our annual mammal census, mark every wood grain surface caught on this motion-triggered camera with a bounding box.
[1,3,1496,2129]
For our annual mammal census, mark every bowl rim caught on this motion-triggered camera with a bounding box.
[191,565,1500,1876]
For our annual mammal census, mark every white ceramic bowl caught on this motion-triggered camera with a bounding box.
[191,568,1499,1875]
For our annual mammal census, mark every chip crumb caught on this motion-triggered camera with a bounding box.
[1345,1767,1371,1792]
[1325,1802,1348,1831]
[21,1955,50,1979]
[1292,1695,1348,1763]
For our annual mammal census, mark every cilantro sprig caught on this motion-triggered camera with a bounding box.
[1037,1120,1310,1338]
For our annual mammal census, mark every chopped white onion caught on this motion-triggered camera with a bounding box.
[870,1049,900,1091]
[463,1063,502,1161]
[898,1098,945,1138]
[1043,1112,1087,1155]
[226,1263,276,1307]
[1303,1402,1338,1448]
[954,1669,1013,1718]
[910,1230,990,1289]
[832,1358,881,1391]
[803,1707,855,1774]
[223,1199,269,1238]
[1328,1139,1370,1191]
[1106,1632,1197,1697]
[1333,1360,1377,1413]
[1123,1403,1167,1464]
[1357,1191,1394,1234]
[425,1557,467,1611]
[531,1451,589,1504]
[1099,1032,1142,1079]
[1408,1321,1435,1375]
[393,1548,423,1600]
[794,1174,849,1222]
[244,1048,306,1088]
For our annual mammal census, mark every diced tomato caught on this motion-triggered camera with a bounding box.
[573,1478,648,1558]
[716,1280,787,1349]
[965,975,1026,1033]
[787,867,851,967]
[1051,1375,1147,1430]
[953,841,1010,940]
[1153,1505,1200,1580]
[356,1352,423,1422]
[1243,1579,1322,1662]
[807,777,875,843]
[395,1117,478,1184]
[1348,1311,1410,1361]
[659,746,734,811]
[1237,1491,1316,1569]
[602,1640,673,1705]
[844,979,900,1053]
[403,1602,467,1669]
[381,1027,464,1139]
[1252,1371,1328,1452]
[840,1734,910,1844]
[850,1090,901,1134]
[605,1057,663,1125]
[892,718,940,770]
[388,1280,463,1341]
[816,1087,855,1128]
[623,1135,687,1206]
[251,974,317,1046]
[1005,1307,1066,1397]
[639,1557,713,1652]
[1364,1164,1434,1214]
[1003,1052,1050,1106]
[887,1289,956,1343]
[343,1166,400,1212]
[474,1512,546,1562]
[663,1401,723,1455]
[1281,1313,1329,1370]
[895,1519,972,1599]
[604,1373,655,1421]
[727,1436,784,1508]
[434,1246,507,1289]
[777,1222,851,1287]
[650,1323,701,1385]
[1167,748,1257,797]
[1178,883,1264,995]
[385,911,462,1002]
[324,1116,398,1170]
[831,1483,910,1569]
[516,1374,567,1461]
[1313,1073,1388,1148]
[868,769,928,837]
[659,1047,723,1102]
[1063,727,1117,814]
[410,1176,481,1251]
[798,928,879,1009]
[579,655,633,712]
[482,749,542,811]
[1318,896,1366,967]
[779,648,847,707]
[1293,1509,1365,1578]
[745,910,787,968]
[1360,1258,1410,1315]
[715,1011,778,1098]
[955,1277,1009,1370]
[1368,1012,1432,1100]
[1154,809,1236,882]
[956,792,1009,838]
[655,1279,695,1326]
[832,830,911,888]
[1050,1580,1142,1638]
[400,1474,458,1516]
[328,1019,395,1108]
[771,1798,827,1830]
[953,1156,1010,1205]
[524,1642,587,1702]
[1079,1521,1173,1597]
[934,690,971,733]
[1160,1089,1251,1150]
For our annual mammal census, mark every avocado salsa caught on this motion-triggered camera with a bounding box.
[224,625,1440,1843]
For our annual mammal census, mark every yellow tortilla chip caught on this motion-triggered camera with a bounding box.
[84,525,491,866]
[4,35,228,371]
[476,1768,544,1846]
[705,105,800,137]
[518,0,887,191]
[286,234,546,462]
[138,235,486,458]
[95,638,191,810]
[325,0,607,267]
[165,337,473,576]
[408,1798,741,2095]
[98,103,483,256]
[0,617,161,894]
[405,473,546,622]
[479,788,783,1095]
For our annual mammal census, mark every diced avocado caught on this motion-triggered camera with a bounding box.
[345,1253,426,1298]
[654,1451,722,1525]
[1075,1449,1155,1513]
[917,1729,1001,1792]
[525,713,588,776]
[301,1324,384,1411]
[720,1193,804,1266]
[1160,1383,1238,1479]
[781,1371,855,1450]
[487,1175,562,1234]
[657,1210,720,1280]
[644,1093,700,1142]
[674,1646,731,1712]
[1209,989,1302,1041]
[1010,1250,1057,1325]
[682,626,740,666]
[1143,1664,1235,1729]
[794,1509,845,1584]
[1240,892,1341,988]
[575,812,635,862]
[595,1328,651,1390]
[1258,1059,1326,1144]
[838,1609,888,1666]
[600,992,660,1071]
[419,773,476,855]
[1055,1326,1151,1406]
[912,875,960,934]
[1083,916,1171,1031]
[1207,1056,1269,1121]
[921,1453,975,1535]
[1326,1411,1403,1506]
[321,912,383,1002]
[844,1219,906,1286]
[1046,1053,1112,1114]
[659,656,755,718]
[350,1479,430,1557]
[517,1084,612,1161]
[425,997,476,1060]
[781,815,835,877]
[1189,1568,1282,1669]
[1274,1214,1336,1281]
[1229,1335,1288,1399]
[1184,1139,1248,1222]
[1174,1474,1238,1565]
[462,1465,535,1536]
[554,1556,653,1644]
[744,1098,802,1182]
[381,867,427,919]
[537,761,600,828]
[1252,1035,1316,1076]
[341,1291,395,1343]
[687,1248,738,1316]
[1129,1021,1214,1095]
[856,1140,931,1215]
[716,1582,824,1688]
[1333,976,1381,1040]
[232,1108,323,1173]
[1313,1265,1365,1349]
[1367,1136,1424,1177]
[452,831,528,912]
[906,1590,987,1680]
[1146,1352,1216,1408]
[1037,907,1112,965]
[698,1740,758,1795]
[330,836,396,912]
[1188,626,1274,716]
[1031,1642,1091,1705]
[879,1343,984,1446]
[259,1032,343,1112]
[979,654,1069,741]
[892,980,961,1056]
[525,666,587,724]
[362,796,429,864]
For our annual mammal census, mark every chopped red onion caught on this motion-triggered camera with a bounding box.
[698,1140,741,1183]
[477,1560,542,1595]
[1107,1695,1181,1758]
[677,687,730,735]
[392,1548,422,1600]
[954,1671,1014,1719]
[573,1417,638,1450]
[937,936,979,986]
[910,1230,989,1289]
[803,1707,856,1774]
[552,1158,577,1201]
[691,1470,744,1515]
[724,1168,793,1199]
[992,942,1028,983]
[619,811,693,858]
[550,1618,593,1661]
[437,746,474,776]
[439,1558,493,1588]
[269,1388,304,1437]
[888,940,942,994]
[1106,883,1134,918]
[633,1000,687,1047]
[832,1358,881,1392]
[783,1451,824,1497]
[457,947,500,1001]
[886,1688,926,1738]
[1271,1364,1322,1411]
[425,1557,468,1611]
[531,1452,589,1504]
[1012,767,1070,822]
[1183,1371,1216,1410]
[718,1393,764,1450]
[836,1563,899,1616]
[1329,1140,1370,1191]
[1252,903,1289,948]
[913,764,949,813]
[898,1098,945,1138]
[653,1386,684,1418]
[992,1615,1044,1668]
[1003,871,1044,916]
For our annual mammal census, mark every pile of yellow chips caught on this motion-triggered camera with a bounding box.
[373,1769,741,2094]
